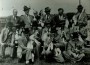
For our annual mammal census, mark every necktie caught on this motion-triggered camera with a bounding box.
[27,15,31,23]
[14,16,16,21]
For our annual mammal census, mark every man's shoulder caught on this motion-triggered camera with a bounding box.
[20,15,34,19]
[74,12,79,15]
[20,15,26,20]
[63,14,67,17]
[16,16,20,18]
[20,15,25,18]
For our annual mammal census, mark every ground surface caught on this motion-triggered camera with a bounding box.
[0,47,90,65]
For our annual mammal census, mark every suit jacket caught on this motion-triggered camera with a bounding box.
[41,14,54,26]
[54,14,66,28]
[7,15,20,28]
[20,15,34,28]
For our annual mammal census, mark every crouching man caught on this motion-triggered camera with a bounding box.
[63,32,85,63]
[17,28,33,65]
[29,28,41,61]
[0,22,15,58]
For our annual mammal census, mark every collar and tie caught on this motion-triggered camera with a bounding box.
[13,16,17,21]
[26,15,31,23]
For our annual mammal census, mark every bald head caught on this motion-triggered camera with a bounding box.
[13,9,18,17]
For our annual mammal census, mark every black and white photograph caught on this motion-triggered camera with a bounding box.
[0,0,90,65]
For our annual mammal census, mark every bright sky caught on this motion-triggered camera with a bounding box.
[0,0,90,17]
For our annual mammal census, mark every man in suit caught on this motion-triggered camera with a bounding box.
[20,5,34,35]
[7,9,21,58]
[7,9,20,30]
[0,22,14,58]
[54,8,69,30]
[41,7,54,27]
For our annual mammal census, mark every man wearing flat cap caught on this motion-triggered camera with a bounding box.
[20,5,34,34]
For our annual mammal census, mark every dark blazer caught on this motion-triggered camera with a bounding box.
[41,14,54,26]
[7,15,20,28]
[54,14,66,28]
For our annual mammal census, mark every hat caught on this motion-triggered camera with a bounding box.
[45,7,51,12]
[23,6,30,11]
[58,8,64,12]
[77,5,83,9]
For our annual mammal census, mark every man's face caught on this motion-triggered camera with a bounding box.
[25,10,30,15]
[58,10,63,15]
[77,8,83,13]
[13,9,18,17]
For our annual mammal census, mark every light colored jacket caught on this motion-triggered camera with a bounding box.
[20,15,34,28]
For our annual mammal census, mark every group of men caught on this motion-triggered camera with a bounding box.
[0,4,88,65]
